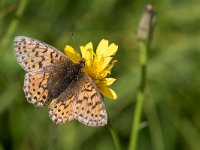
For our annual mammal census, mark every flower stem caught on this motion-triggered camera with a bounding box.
[129,4,155,150]
[108,120,121,150]
[129,41,148,150]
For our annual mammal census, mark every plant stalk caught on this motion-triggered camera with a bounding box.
[129,4,155,150]
[129,42,148,150]
[108,119,121,150]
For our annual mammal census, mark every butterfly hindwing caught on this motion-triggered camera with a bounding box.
[48,73,107,127]
[49,96,75,124]
[48,72,83,124]
[23,70,50,106]
[73,74,107,127]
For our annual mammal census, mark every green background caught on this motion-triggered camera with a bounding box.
[0,0,200,150]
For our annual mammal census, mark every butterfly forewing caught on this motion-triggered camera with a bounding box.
[49,74,107,127]
[13,36,67,72]
[14,36,71,106]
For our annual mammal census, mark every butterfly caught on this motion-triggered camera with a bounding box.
[13,36,107,127]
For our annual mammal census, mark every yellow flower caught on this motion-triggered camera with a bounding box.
[64,39,118,100]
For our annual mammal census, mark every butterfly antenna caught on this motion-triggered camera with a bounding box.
[70,32,81,55]
[69,32,83,63]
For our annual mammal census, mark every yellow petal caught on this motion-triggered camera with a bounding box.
[99,86,117,99]
[80,42,94,67]
[96,39,109,56]
[96,40,118,58]
[99,78,116,86]
[64,45,81,63]
[83,67,96,79]
[105,60,117,72]
[106,43,118,57]
[97,60,117,79]
[99,57,113,71]
[98,70,110,79]
[91,57,103,78]
[80,42,94,60]
[85,42,93,51]
[94,41,118,74]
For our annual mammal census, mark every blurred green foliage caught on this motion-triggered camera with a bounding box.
[1,0,200,150]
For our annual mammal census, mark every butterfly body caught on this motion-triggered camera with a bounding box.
[47,61,84,100]
[14,36,107,127]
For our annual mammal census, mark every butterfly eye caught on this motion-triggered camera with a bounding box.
[79,59,85,67]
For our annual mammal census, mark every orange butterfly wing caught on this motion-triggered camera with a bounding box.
[73,75,107,127]
[49,96,75,124]
[14,36,67,72]
[14,36,70,106]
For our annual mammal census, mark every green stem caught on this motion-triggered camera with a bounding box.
[129,41,148,150]
[108,120,121,150]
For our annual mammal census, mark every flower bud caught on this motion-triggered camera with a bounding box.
[137,4,156,42]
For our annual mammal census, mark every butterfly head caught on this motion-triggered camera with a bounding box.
[78,58,86,68]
